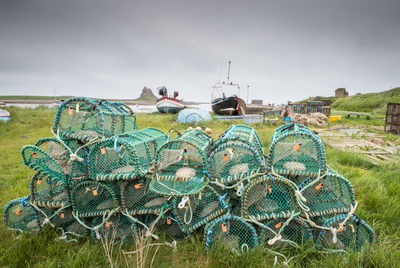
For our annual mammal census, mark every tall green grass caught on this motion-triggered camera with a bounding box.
[0,107,399,267]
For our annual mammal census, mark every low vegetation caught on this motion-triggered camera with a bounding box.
[0,106,399,267]
[298,87,400,115]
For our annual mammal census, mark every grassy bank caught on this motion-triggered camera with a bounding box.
[298,87,400,115]
[0,107,399,267]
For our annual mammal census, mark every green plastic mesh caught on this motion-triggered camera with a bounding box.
[3,196,41,233]
[267,123,326,177]
[314,214,375,251]
[30,172,69,208]
[240,175,299,221]
[123,127,168,158]
[121,177,169,215]
[258,217,313,248]
[208,125,266,185]
[171,185,228,233]
[22,137,88,185]
[218,124,264,155]
[150,129,213,196]
[50,207,89,236]
[145,212,190,240]
[70,181,119,218]
[91,213,137,244]
[298,168,356,217]
[204,214,258,253]
[88,128,167,181]
[53,97,137,143]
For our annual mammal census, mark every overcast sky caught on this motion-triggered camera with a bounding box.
[0,0,399,103]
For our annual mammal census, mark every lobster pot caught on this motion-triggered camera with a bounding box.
[52,97,137,143]
[88,137,153,181]
[204,215,258,253]
[298,168,356,217]
[150,129,213,196]
[91,213,137,244]
[208,141,266,186]
[314,214,375,251]
[3,196,41,233]
[124,127,168,158]
[219,125,264,155]
[30,172,69,208]
[22,138,88,183]
[258,217,313,248]
[267,124,326,177]
[240,175,299,222]
[121,178,168,215]
[208,125,266,185]
[171,185,228,233]
[145,212,189,240]
[51,207,89,236]
[272,123,313,139]
[71,181,119,218]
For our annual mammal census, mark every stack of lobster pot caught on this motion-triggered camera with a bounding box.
[204,125,268,252]
[263,123,374,252]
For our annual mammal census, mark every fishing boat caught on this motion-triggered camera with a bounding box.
[211,61,246,115]
[156,86,185,113]
[0,109,10,122]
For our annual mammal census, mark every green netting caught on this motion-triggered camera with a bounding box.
[70,181,119,218]
[314,213,375,251]
[22,137,88,183]
[53,97,137,143]
[30,172,69,208]
[122,127,168,158]
[218,124,264,155]
[145,212,190,240]
[88,137,150,181]
[258,217,313,248]
[50,207,89,237]
[240,174,299,221]
[204,214,258,253]
[121,177,169,215]
[171,185,228,233]
[267,123,326,177]
[3,196,41,233]
[298,168,356,217]
[271,123,314,140]
[208,125,265,185]
[88,128,167,181]
[91,213,137,244]
[150,129,213,196]
[208,141,266,185]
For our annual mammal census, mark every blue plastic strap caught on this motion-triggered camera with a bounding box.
[21,196,29,207]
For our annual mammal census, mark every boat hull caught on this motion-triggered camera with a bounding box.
[211,96,246,115]
[156,98,185,114]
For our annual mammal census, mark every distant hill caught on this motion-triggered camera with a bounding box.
[298,87,400,114]
[133,87,157,102]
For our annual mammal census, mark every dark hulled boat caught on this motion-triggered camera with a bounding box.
[211,61,246,115]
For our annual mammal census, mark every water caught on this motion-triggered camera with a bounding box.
[1,102,213,113]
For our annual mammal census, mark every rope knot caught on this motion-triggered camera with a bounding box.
[69,153,84,162]
[268,234,282,245]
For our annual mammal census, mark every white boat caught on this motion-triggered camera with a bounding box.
[156,87,185,113]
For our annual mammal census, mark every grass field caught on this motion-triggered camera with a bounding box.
[298,87,400,115]
[1,106,400,267]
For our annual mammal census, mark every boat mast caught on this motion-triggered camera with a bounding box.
[227,60,231,83]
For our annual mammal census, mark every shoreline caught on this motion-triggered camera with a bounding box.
[0,99,210,105]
